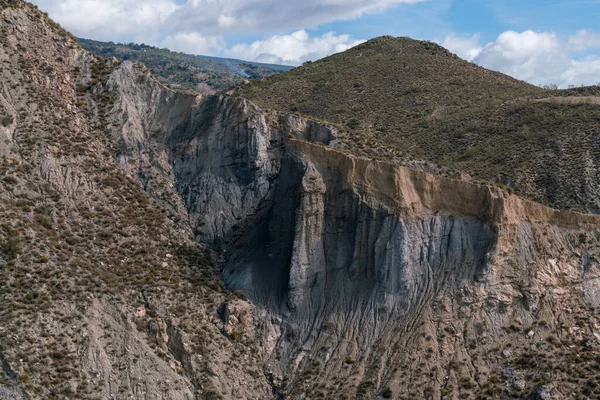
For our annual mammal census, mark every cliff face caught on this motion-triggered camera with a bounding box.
[3,3,600,399]
[266,141,600,397]
[106,58,600,399]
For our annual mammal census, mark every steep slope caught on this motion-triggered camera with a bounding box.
[0,2,271,399]
[109,60,600,400]
[237,36,600,214]
[79,38,292,94]
[4,3,600,400]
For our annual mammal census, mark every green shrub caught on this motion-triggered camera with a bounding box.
[380,386,393,398]
[1,115,13,126]
[1,233,21,258]
[2,175,18,184]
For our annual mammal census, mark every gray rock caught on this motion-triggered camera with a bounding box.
[532,385,563,400]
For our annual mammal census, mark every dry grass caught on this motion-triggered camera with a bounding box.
[535,96,600,105]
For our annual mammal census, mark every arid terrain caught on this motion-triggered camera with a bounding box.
[2,1,600,399]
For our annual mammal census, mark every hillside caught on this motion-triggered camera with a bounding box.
[237,36,600,213]
[79,38,292,93]
[0,2,270,399]
[4,3,600,400]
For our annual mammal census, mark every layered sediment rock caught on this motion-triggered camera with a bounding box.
[108,60,600,397]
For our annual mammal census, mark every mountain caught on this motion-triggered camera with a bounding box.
[0,2,271,399]
[237,36,600,214]
[3,2,600,400]
[78,38,292,93]
[196,54,293,74]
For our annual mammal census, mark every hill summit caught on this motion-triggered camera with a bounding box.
[238,35,541,121]
[237,35,600,213]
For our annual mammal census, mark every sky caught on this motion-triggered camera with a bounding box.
[30,0,600,88]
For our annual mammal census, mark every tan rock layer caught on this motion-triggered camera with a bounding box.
[290,138,600,228]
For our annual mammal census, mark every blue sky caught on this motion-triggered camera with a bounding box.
[313,0,600,41]
[31,0,600,87]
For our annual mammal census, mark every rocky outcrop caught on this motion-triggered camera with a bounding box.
[78,299,195,400]
[106,57,600,397]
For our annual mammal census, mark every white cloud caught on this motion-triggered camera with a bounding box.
[481,30,561,62]
[440,30,600,88]
[161,33,226,55]
[36,0,178,40]
[31,0,424,41]
[568,29,600,52]
[473,30,568,85]
[163,0,425,34]
[226,30,365,65]
[560,57,600,87]
[30,0,421,63]
[442,33,482,61]
[217,15,237,30]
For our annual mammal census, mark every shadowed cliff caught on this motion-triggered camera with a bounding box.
[109,58,600,398]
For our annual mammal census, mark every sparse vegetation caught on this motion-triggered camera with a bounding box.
[380,386,393,398]
[1,115,13,126]
[237,36,600,213]
[3,3,600,400]
[0,2,261,398]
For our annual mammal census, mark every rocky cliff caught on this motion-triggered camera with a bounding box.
[3,2,600,400]
[107,59,600,399]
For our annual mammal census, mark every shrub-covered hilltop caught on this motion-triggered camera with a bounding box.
[237,36,600,213]
[79,38,292,93]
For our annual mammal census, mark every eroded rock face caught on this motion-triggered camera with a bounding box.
[101,56,600,398]
[222,142,497,375]
[168,95,284,250]
[106,60,600,398]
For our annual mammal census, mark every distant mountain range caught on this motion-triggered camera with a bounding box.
[78,38,292,93]
[196,54,293,74]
